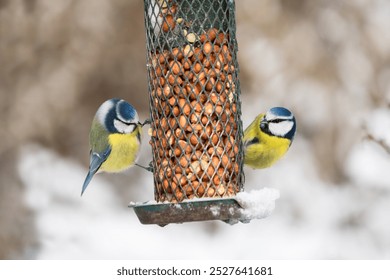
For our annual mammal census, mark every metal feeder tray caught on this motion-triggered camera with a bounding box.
[129,197,245,226]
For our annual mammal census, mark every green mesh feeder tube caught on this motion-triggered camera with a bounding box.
[131,0,245,225]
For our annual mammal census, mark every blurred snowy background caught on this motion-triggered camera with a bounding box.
[1,0,390,259]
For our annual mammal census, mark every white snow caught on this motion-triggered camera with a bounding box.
[209,205,221,217]
[236,188,280,221]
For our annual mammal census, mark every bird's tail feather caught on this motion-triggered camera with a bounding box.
[81,151,108,196]
[81,171,95,196]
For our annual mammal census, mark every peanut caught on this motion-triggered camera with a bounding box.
[162,15,175,32]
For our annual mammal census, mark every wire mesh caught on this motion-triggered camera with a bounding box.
[144,0,244,203]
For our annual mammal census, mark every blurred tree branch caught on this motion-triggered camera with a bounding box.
[365,133,390,154]
[363,102,390,154]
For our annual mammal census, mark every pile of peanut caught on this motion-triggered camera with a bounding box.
[148,2,241,203]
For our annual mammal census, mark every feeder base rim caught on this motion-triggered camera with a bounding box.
[128,195,239,208]
[129,197,245,226]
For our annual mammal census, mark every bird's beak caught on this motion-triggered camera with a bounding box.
[141,119,152,127]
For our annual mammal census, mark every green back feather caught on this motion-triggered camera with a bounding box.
[89,118,110,154]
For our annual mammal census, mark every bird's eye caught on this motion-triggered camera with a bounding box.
[270,119,283,123]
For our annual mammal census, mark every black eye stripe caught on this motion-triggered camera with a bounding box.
[115,118,137,126]
[269,119,284,123]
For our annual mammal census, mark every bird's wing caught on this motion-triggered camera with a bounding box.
[244,137,260,148]
[81,146,111,196]
[243,114,263,148]
[89,147,111,173]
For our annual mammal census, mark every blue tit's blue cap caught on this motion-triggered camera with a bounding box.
[268,107,293,118]
[116,99,137,123]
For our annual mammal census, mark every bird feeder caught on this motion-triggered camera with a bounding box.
[130,0,246,226]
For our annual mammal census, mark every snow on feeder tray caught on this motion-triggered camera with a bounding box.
[130,0,276,226]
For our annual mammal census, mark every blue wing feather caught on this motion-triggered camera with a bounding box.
[81,147,111,196]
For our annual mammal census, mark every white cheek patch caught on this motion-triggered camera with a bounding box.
[269,121,294,137]
[114,119,135,134]
[96,100,115,125]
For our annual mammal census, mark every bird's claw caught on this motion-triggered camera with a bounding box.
[146,161,154,172]
[135,162,154,173]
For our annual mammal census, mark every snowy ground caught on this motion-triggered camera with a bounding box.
[17,106,390,259]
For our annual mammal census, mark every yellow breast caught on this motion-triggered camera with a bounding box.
[100,131,141,173]
[244,133,291,169]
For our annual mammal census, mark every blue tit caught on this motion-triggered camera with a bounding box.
[81,98,143,196]
[243,107,296,169]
